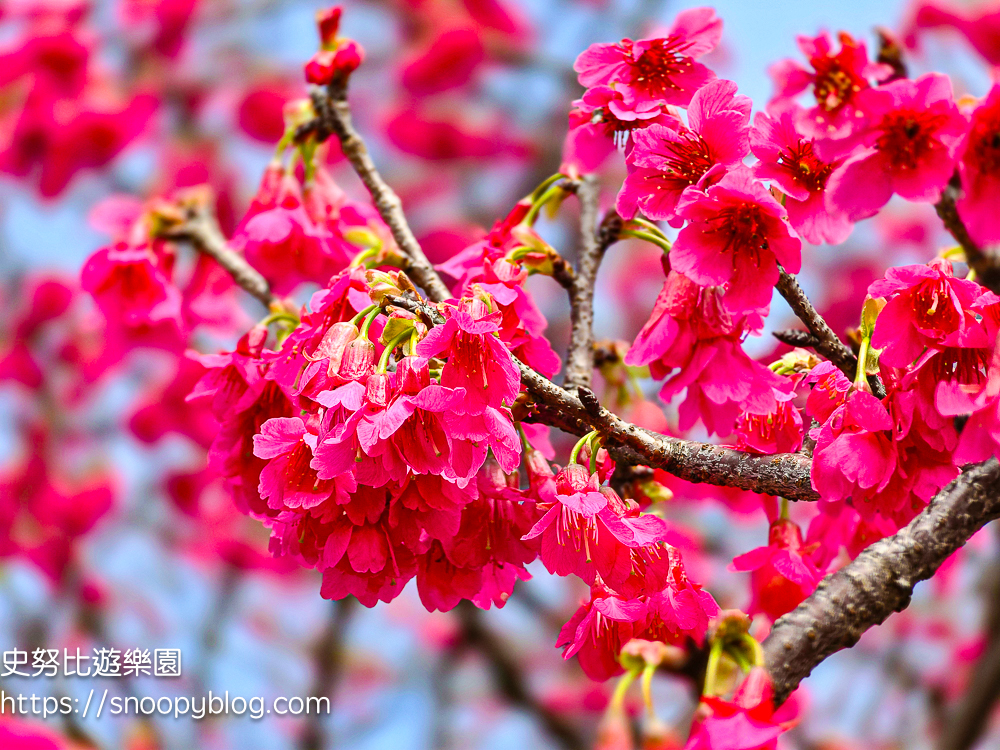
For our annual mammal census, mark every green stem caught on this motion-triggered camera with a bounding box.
[358,307,381,341]
[703,638,725,697]
[530,173,566,203]
[629,217,670,241]
[609,667,640,711]
[854,336,872,390]
[588,432,602,475]
[350,246,379,267]
[260,311,300,328]
[377,328,414,372]
[741,633,765,668]
[569,430,599,465]
[523,183,564,226]
[350,304,378,327]
[620,229,672,254]
[779,497,789,520]
[640,662,658,716]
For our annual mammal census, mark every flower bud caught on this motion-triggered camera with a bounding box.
[396,356,429,395]
[339,338,375,380]
[556,463,591,494]
[304,41,364,86]
[305,322,358,376]
[364,372,392,407]
[316,6,342,48]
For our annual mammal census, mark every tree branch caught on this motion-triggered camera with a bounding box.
[307,85,452,303]
[563,177,621,390]
[764,458,1000,705]
[301,597,357,750]
[935,176,1000,295]
[455,601,585,750]
[775,269,885,398]
[163,200,276,308]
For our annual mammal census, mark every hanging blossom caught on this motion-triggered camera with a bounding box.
[557,551,719,681]
[767,30,891,138]
[684,667,795,750]
[573,6,722,113]
[625,268,793,437]
[750,109,853,245]
[616,79,752,226]
[730,517,822,621]
[826,73,966,221]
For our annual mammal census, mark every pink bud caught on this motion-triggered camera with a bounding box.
[316,6,342,47]
[339,338,375,380]
[305,322,358,376]
[556,463,591,493]
[365,372,392,407]
[396,355,429,394]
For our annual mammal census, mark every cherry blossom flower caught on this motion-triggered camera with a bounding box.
[826,73,966,220]
[574,7,722,112]
[671,167,802,314]
[750,109,853,245]
[617,79,751,224]
[956,84,1000,247]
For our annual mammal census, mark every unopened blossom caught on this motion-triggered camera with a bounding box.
[574,7,722,112]
[672,167,802,314]
[617,79,752,225]
[750,110,853,245]
[956,84,1000,246]
[730,518,822,620]
[768,31,890,138]
[827,73,966,220]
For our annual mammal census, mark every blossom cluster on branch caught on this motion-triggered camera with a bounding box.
[7,0,1000,748]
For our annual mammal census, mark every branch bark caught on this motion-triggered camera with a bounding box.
[308,85,452,303]
[563,177,621,390]
[164,201,276,308]
[936,177,1000,296]
[764,458,1000,705]
[775,269,884,398]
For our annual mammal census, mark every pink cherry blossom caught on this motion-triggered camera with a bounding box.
[616,79,751,224]
[573,7,722,112]
[671,166,802,314]
[826,73,967,220]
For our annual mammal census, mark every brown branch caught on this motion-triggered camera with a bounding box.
[163,200,276,308]
[775,269,885,398]
[764,458,1000,705]
[563,177,621,390]
[308,85,452,303]
[455,601,585,750]
[772,329,821,348]
[935,176,1000,295]
[516,362,818,501]
[937,533,1000,750]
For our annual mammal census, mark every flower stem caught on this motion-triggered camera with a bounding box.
[620,229,672,254]
[350,303,378,327]
[377,328,413,372]
[569,430,600,465]
[358,306,381,340]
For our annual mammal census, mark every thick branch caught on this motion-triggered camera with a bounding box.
[455,602,584,750]
[935,177,1000,295]
[308,86,452,303]
[764,458,1000,705]
[164,202,276,308]
[772,329,821,348]
[775,270,885,398]
[301,597,356,750]
[564,178,621,390]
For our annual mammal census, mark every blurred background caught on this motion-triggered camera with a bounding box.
[1,0,999,749]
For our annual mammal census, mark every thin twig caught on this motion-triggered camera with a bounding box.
[764,458,1000,705]
[775,269,885,398]
[935,176,1000,295]
[772,329,821,348]
[308,85,452,303]
[455,601,585,750]
[163,202,276,308]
